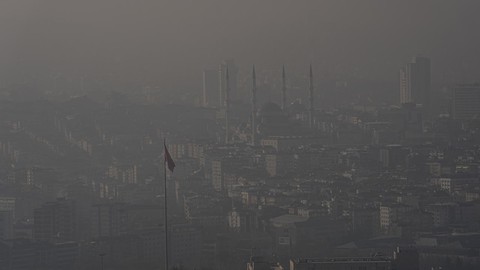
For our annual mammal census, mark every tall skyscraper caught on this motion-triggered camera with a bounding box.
[399,57,431,110]
[203,59,238,108]
[202,69,220,108]
[225,67,230,144]
[282,66,287,110]
[252,65,257,146]
[452,83,480,119]
[308,65,315,128]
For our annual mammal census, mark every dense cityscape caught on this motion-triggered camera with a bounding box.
[2,1,480,270]
[0,55,479,270]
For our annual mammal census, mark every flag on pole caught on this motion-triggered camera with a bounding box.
[164,143,176,172]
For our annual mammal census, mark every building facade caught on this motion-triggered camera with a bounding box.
[399,57,431,111]
[452,83,480,119]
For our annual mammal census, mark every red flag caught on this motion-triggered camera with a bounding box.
[164,144,176,172]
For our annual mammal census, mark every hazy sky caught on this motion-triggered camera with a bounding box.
[1,0,480,90]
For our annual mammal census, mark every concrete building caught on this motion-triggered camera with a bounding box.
[436,177,478,194]
[379,204,414,233]
[351,208,379,239]
[0,197,15,239]
[265,153,294,177]
[424,203,457,227]
[452,83,480,119]
[290,257,392,270]
[399,57,431,112]
[261,136,327,152]
[33,198,77,243]
[393,246,419,270]
[308,65,315,128]
[91,202,127,238]
[0,239,78,270]
[170,223,202,269]
[107,163,137,184]
[211,159,224,192]
[247,256,284,270]
[379,145,409,169]
[227,208,258,233]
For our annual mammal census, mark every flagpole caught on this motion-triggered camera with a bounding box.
[164,138,169,270]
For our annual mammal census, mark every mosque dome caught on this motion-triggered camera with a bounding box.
[288,100,307,114]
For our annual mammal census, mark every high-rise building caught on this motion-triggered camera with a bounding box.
[452,83,480,119]
[0,197,15,239]
[202,69,220,108]
[170,224,202,269]
[91,202,127,238]
[399,57,431,109]
[228,208,258,233]
[308,65,315,128]
[0,239,79,270]
[252,65,258,146]
[225,67,231,144]
[282,66,287,110]
[202,59,238,108]
[33,198,77,242]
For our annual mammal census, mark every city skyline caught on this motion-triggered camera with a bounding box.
[1,1,480,270]
[1,1,480,91]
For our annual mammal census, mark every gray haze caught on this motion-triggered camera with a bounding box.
[3,2,480,270]
[1,0,480,90]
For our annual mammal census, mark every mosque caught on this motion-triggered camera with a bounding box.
[222,65,319,146]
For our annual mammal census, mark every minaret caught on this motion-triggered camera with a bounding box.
[282,65,287,110]
[309,64,315,129]
[225,67,230,144]
[251,65,257,146]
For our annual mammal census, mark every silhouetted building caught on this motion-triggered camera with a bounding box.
[228,208,258,233]
[393,246,419,270]
[225,67,231,143]
[0,197,15,239]
[308,65,315,128]
[351,208,379,239]
[281,66,287,111]
[265,153,294,177]
[170,223,202,269]
[400,57,431,112]
[252,65,258,146]
[247,256,284,270]
[107,163,137,184]
[0,238,78,270]
[33,198,77,243]
[91,203,127,238]
[380,203,414,234]
[257,102,289,137]
[290,257,392,270]
[379,145,409,169]
[452,83,480,119]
